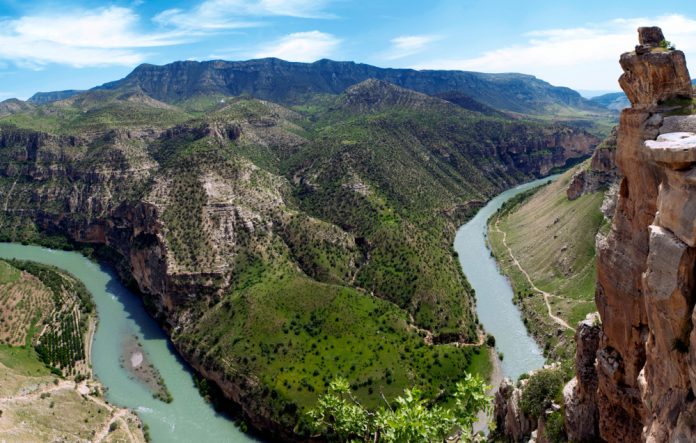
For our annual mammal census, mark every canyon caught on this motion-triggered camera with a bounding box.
[0,60,601,438]
[494,26,696,443]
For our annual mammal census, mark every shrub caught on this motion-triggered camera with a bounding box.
[520,368,564,419]
[544,410,566,443]
[659,39,676,50]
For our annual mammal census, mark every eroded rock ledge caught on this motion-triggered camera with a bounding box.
[570,27,696,443]
[495,26,696,443]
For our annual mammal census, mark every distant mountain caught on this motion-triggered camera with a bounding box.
[591,78,695,112]
[0,98,34,117]
[591,92,631,111]
[95,58,607,116]
[27,90,83,104]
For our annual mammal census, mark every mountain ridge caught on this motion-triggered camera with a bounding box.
[9,57,607,118]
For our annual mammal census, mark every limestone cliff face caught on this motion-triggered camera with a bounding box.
[567,127,619,200]
[566,27,696,442]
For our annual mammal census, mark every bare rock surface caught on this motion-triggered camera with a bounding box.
[567,127,619,200]
[493,378,533,442]
[645,132,696,168]
[567,27,696,443]
[619,27,692,108]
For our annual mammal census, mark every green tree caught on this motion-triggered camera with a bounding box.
[519,368,564,419]
[307,373,491,442]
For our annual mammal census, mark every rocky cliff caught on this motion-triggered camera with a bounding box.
[566,127,619,201]
[565,27,696,442]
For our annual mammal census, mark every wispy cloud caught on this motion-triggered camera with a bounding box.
[414,14,696,90]
[154,0,334,32]
[0,1,338,69]
[0,6,183,68]
[254,31,340,62]
[384,34,441,60]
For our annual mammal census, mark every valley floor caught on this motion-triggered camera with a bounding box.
[0,346,146,443]
[0,259,147,443]
[487,165,606,362]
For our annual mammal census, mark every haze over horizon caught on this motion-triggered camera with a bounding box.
[1,0,695,100]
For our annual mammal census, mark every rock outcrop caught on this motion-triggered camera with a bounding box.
[494,379,534,441]
[567,127,619,200]
[563,313,601,442]
[493,364,563,442]
[566,27,696,443]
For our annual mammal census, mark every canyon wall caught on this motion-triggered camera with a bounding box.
[566,27,696,442]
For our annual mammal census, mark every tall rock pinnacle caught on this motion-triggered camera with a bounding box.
[565,27,696,443]
[619,27,693,108]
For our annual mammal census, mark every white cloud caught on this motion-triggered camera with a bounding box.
[0,7,183,68]
[414,14,696,90]
[154,0,334,32]
[254,31,340,62]
[385,34,441,60]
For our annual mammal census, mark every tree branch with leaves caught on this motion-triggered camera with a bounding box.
[307,373,491,443]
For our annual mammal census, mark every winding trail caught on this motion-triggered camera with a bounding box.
[0,178,18,229]
[0,372,140,443]
[493,218,575,332]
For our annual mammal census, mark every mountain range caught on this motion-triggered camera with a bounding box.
[22,58,612,117]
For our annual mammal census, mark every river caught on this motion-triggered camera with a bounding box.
[454,176,558,380]
[0,176,553,440]
[0,243,258,443]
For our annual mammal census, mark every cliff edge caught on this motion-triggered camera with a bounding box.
[565,26,696,442]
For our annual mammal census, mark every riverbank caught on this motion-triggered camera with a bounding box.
[486,166,604,361]
[0,257,146,442]
[0,243,257,443]
[454,177,554,381]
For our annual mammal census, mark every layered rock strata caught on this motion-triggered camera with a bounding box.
[568,27,696,443]
[567,127,619,200]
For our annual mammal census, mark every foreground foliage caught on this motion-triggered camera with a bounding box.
[308,373,490,442]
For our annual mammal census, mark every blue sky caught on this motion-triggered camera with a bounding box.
[1,0,696,99]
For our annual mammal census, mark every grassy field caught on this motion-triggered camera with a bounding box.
[488,165,606,360]
[0,347,146,442]
[176,262,494,431]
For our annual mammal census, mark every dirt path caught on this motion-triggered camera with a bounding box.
[85,316,96,372]
[0,377,139,443]
[2,178,17,213]
[94,409,131,443]
[494,218,575,332]
[0,379,74,404]
[407,314,486,347]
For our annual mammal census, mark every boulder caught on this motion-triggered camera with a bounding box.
[638,27,665,47]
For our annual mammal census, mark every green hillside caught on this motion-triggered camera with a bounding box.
[0,77,599,435]
[488,165,607,360]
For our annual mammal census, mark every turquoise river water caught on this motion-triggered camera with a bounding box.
[0,243,258,443]
[454,175,558,380]
[0,176,554,441]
